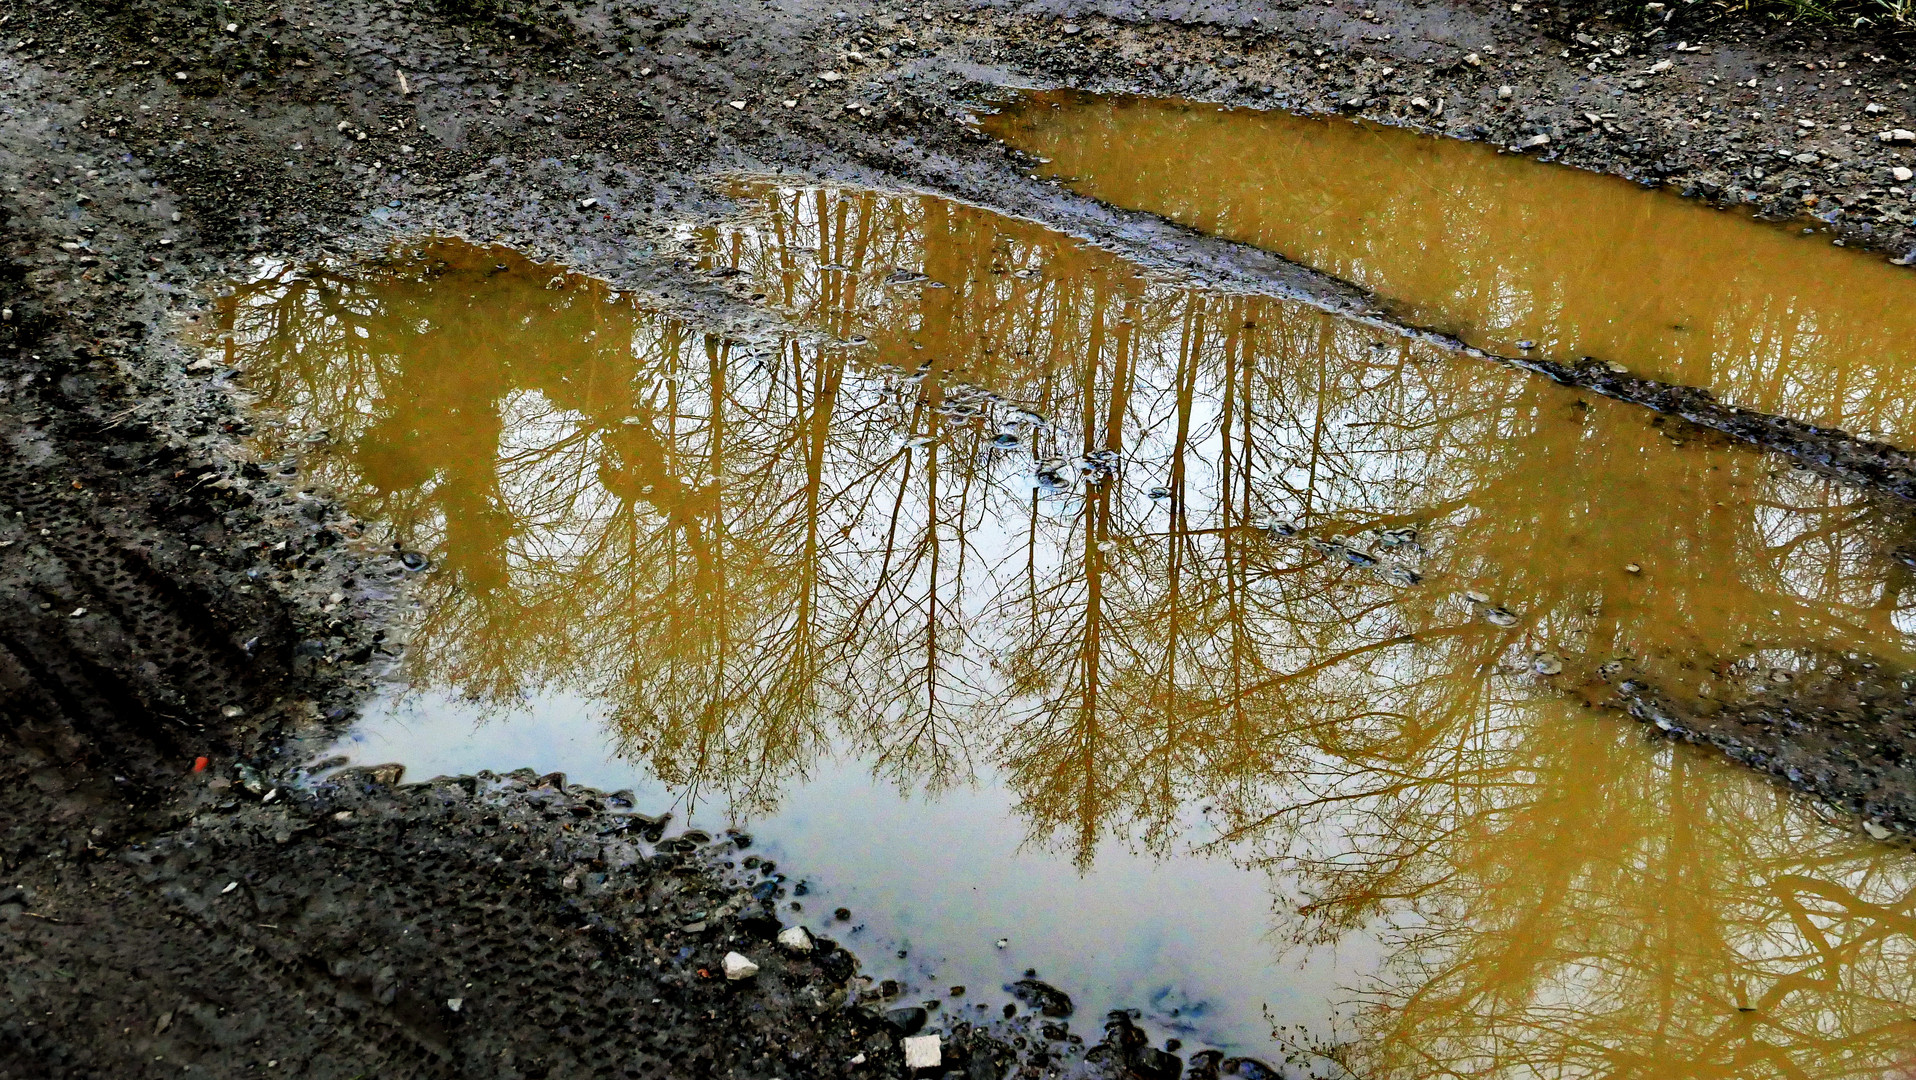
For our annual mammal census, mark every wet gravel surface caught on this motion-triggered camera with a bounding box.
[4,0,1916,1074]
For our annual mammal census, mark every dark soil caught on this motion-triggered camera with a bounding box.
[5,0,1916,1074]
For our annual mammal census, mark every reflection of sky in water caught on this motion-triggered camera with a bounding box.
[334,689,1366,1055]
[222,186,1916,1076]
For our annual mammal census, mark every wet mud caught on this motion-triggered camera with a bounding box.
[5,0,1916,1074]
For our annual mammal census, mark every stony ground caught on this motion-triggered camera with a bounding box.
[3,0,1916,1075]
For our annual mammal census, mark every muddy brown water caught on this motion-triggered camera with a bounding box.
[984,91,1916,448]
[218,181,1916,1074]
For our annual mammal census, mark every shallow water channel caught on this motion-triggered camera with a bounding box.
[985,91,1916,446]
[219,175,1916,1075]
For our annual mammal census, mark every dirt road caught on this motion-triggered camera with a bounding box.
[3,0,1915,1074]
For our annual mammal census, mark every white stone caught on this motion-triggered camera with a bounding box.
[902,1035,942,1069]
[1894,166,1914,183]
[722,951,759,980]
[1646,59,1673,74]
[1880,129,1916,144]
[777,926,814,952]
[1865,821,1893,840]
[1516,133,1550,149]
[817,71,843,82]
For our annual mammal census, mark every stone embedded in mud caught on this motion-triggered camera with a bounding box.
[1008,978,1074,1017]
[777,925,814,952]
[883,1006,929,1035]
[1533,653,1565,676]
[722,951,759,980]
[1864,821,1893,840]
[1130,1046,1183,1080]
[1484,606,1520,627]
[902,1033,942,1069]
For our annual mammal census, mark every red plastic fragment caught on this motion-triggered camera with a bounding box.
[192,756,209,773]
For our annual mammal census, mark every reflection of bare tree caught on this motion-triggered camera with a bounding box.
[986,91,1916,444]
[223,190,1916,1078]
[1269,711,1916,1080]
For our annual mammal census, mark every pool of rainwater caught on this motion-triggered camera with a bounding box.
[984,91,1916,447]
[214,167,1916,1075]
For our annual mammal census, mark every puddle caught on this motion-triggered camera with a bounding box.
[983,91,1916,447]
[217,189,1916,1075]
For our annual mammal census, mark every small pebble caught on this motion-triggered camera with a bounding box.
[903,1034,942,1069]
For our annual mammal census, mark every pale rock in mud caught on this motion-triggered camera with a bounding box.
[778,926,814,952]
[902,1034,942,1069]
[723,951,760,980]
